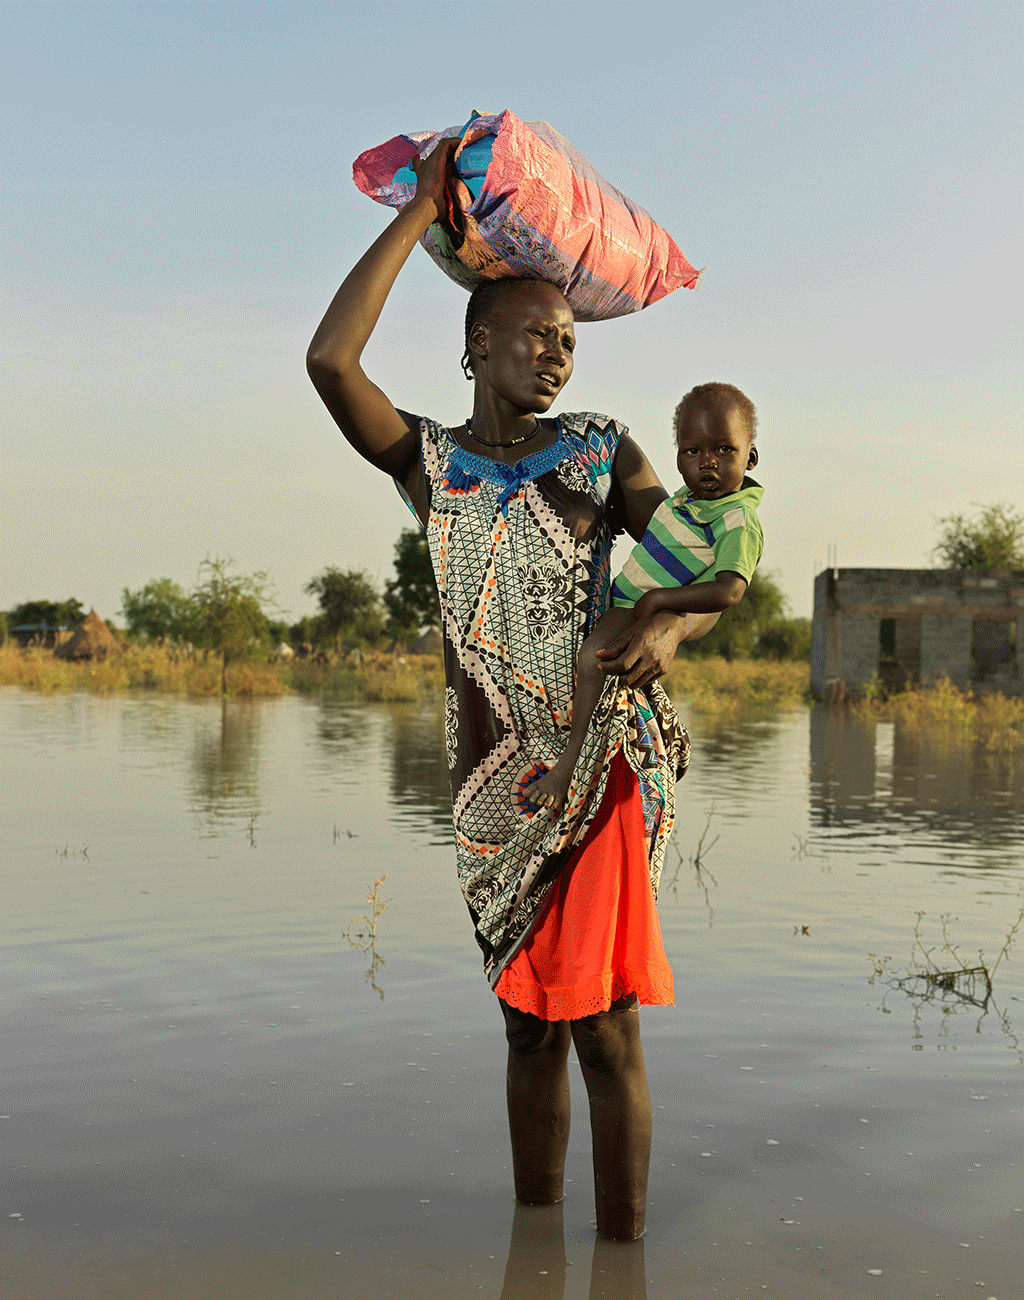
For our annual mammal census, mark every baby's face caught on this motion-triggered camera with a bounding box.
[676,402,757,499]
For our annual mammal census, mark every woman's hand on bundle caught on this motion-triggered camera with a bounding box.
[306,135,462,485]
[410,137,460,225]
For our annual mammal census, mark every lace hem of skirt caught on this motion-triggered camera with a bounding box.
[494,964,674,1022]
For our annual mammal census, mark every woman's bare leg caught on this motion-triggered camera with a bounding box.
[570,995,652,1241]
[500,1001,573,1204]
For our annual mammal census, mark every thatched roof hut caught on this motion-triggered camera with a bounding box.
[55,610,120,660]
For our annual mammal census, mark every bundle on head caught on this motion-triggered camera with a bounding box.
[353,110,701,323]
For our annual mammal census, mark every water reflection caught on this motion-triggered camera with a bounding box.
[188,698,262,835]
[388,702,454,840]
[809,707,1024,871]
[677,713,789,782]
[314,699,374,756]
[4,692,1023,1298]
[662,805,720,927]
[499,1202,647,1300]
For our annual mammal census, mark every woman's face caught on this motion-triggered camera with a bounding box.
[473,282,576,413]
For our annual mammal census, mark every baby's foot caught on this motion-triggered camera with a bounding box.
[528,763,573,813]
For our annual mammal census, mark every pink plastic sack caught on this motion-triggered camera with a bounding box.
[353,111,700,322]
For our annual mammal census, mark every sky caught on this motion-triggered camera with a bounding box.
[2,0,1022,623]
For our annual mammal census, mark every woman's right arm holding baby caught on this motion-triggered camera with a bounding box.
[306,139,459,488]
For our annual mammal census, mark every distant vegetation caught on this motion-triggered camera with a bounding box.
[3,597,86,638]
[675,570,811,663]
[0,639,445,702]
[662,656,810,715]
[5,506,1020,714]
[384,529,441,636]
[930,502,1024,570]
[5,643,1020,749]
[0,639,802,712]
[304,567,383,650]
[1,534,810,706]
[2,540,809,668]
[851,677,1024,753]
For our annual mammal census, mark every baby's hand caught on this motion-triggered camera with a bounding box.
[633,590,664,620]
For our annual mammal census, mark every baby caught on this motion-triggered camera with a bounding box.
[529,381,764,812]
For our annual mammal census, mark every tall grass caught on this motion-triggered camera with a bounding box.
[289,653,446,702]
[662,656,811,715]
[0,644,287,697]
[850,676,1024,752]
[1,641,806,710]
[0,642,447,702]
[4,643,1019,750]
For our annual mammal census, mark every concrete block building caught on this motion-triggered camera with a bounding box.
[810,569,1023,700]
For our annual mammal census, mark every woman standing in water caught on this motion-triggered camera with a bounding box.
[307,140,718,1240]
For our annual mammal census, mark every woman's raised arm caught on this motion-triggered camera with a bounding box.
[306,139,458,482]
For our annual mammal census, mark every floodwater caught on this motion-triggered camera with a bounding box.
[1,688,1022,1300]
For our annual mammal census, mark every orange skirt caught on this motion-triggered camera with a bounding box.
[494,751,674,1021]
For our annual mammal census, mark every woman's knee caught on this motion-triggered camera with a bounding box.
[570,997,641,1073]
[501,1001,571,1059]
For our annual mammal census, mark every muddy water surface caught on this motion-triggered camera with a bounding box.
[2,689,1022,1299]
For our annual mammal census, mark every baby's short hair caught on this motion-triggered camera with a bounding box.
[674,382,758,443]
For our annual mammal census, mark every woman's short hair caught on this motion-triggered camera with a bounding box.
[673,382,758,442]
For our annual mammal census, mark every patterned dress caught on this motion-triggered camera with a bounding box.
[398,412,689,986]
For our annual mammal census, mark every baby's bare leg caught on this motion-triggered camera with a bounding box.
[530,607,636,812]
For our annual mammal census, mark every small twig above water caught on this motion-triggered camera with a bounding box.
[692,860,719,928]
[691,801,720,867]
[55,844,90,861]
[665,804,720,927]
[868,898,1024,1059]
[347,876,390,1000]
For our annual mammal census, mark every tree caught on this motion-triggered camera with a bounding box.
[188,557,276,693]
[267,619,292,647]
[753,616,812,661]
[8,597,85,631]
[120,577,192,641]
[304,567,383,651]
[931,503,1024,569]
[384,528,440,635]
[287,614,323,649]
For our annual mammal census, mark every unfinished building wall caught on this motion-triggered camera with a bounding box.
[919,615,972,686]
[810,569,1023,699]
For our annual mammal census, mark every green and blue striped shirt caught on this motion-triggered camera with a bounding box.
[611,478,764,608]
